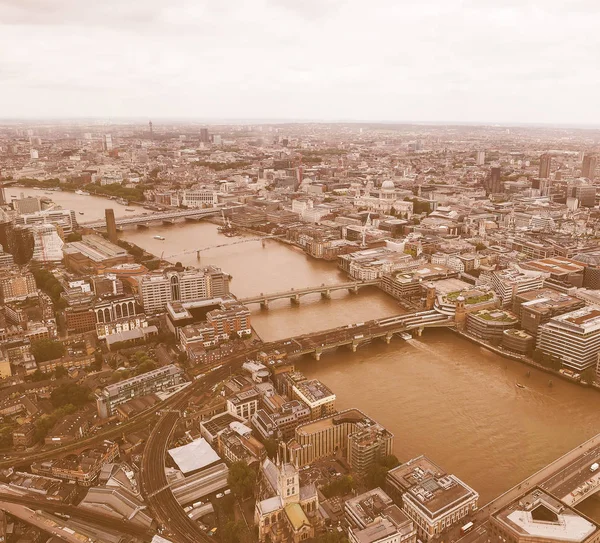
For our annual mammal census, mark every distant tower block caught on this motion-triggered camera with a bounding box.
[105,208,117,244]
[149,120,153,140]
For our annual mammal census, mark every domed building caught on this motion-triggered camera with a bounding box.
[354,180,414,215]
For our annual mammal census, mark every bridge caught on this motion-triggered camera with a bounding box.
[457,430,600,543]
[238,280,380,308]
[270,310,454,360]
[80,207,226,229]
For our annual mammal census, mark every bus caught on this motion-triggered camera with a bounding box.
[461,522,474,535]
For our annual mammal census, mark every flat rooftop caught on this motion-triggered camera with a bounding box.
[521,257,585,276]
[168,438,220,475]
[387,456,478,518]
[294,379,335,404]
[295,408,368,436]
[493,488,598,542]
[552,305,600,332]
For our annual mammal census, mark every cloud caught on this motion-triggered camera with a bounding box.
[0,0,598,123]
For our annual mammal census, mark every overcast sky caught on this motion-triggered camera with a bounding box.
[1,0,599,124]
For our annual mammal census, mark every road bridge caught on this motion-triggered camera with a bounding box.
[80,207,229,229]
[271,310,454,360]
[238,280,379,308]
[457,430,600,543]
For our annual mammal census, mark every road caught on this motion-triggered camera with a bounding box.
[140,357,251,543]
[448,433,600,543]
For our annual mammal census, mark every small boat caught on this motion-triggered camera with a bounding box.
[516,383,526,389]
[154,235,165,240]
[75,190,90,195]
[125,208,135,212]
[116,197,129,205]
[400,332,412,340]
[78,212,84,215]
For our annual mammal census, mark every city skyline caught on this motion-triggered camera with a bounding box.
[2,0,600,124]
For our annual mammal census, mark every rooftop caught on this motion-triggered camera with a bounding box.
[387,455,478,518]
[168,437,220,475]
[493,488,598,543]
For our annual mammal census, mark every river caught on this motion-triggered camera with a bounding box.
[24,189,600,517]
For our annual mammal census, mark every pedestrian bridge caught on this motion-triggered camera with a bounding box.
[238,280,379,308]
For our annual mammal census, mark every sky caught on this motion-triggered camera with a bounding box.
[1,0,599,124]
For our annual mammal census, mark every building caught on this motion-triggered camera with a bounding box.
[13,196,41,215]
[96,364,184,418]
[206,302,251,337]
[536,306,600,372]
[255,458,319,543]
[569,184,596,208]
[345,487,417,543]
[466,309,518,343]
[102,134,113,151]
[348,423,394,475]
[520,257,585,288]
[15,208,77,233]
[476,151,485,166]
[539,153,552,179]
[490,266,545,307]
[582,154,597,181]
[386,456,479,541]
[487,167,502,194]
[226,388,260,421]
[252,400,311,441]
[138,267,230,313]
[30,224,64,262]
[105,208,117,244]
[63,234,134,274]
[291,379,336,420]
[489,488,600,543]
[514,288,584,338]
[285,409,392,469]
[31,440,119,486]
[0,271,37,303]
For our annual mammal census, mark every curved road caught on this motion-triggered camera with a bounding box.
[140,356,253,543]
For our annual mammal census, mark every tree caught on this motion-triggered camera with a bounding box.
[5,226,34,265]
[227,461,256,500]
[322,475,355,498]
[91,352,103,371]
[54,366,68,378]
[31,339,66,363]
[66,232,82,242]
[222,520,246,543]
[50,383,91,409]
[314,532,350,543]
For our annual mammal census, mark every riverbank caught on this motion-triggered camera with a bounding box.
[453,328,598,390]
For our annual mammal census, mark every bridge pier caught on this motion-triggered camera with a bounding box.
[321,290,331,300]
[351,341,359,352]
[260,299,269,310]
[385,332,393,344]
[416,327,424,337]
[348,285,359,294]
[290,294,300,305]
[313,348,322,361]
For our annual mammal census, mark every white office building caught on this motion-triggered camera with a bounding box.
[537,305,600,372]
